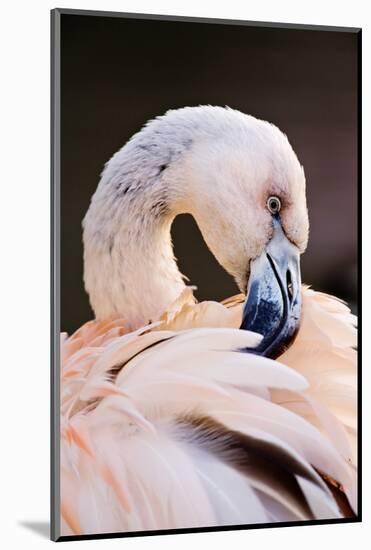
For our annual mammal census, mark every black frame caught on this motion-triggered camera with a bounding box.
[51,7,362,542]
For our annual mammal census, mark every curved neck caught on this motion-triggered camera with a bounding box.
[83,106,262,328]
[83,175,186,331]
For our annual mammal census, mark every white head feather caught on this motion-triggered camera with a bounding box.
[83,106,308,330]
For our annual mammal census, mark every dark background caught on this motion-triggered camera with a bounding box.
[61,13,359,334]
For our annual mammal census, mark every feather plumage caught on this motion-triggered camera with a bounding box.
[61,107,357,537]
[60,286,357,536]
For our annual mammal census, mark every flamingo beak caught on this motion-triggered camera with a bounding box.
[240,218,301,358]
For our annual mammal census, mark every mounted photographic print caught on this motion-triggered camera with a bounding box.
[51,8,361,542]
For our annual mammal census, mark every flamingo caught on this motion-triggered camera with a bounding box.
[60,106,357,538]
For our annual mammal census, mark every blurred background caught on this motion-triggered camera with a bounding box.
[60,13,359,334]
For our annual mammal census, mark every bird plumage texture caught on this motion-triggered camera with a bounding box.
[61,106,357,537]
[60,286,357,536]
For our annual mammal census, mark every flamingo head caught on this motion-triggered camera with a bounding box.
[167,107,309,356]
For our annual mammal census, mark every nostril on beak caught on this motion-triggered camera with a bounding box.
[286,269,293,301]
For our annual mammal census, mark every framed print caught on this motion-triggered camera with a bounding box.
[51,8,361,542]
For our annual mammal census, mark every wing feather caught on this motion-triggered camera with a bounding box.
[60,286,357,535]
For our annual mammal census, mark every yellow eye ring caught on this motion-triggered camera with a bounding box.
[267,196,281,214]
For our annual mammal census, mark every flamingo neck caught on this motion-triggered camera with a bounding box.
[83,180,186,331]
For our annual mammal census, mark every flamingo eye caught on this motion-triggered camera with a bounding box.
[267,196,281,215]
